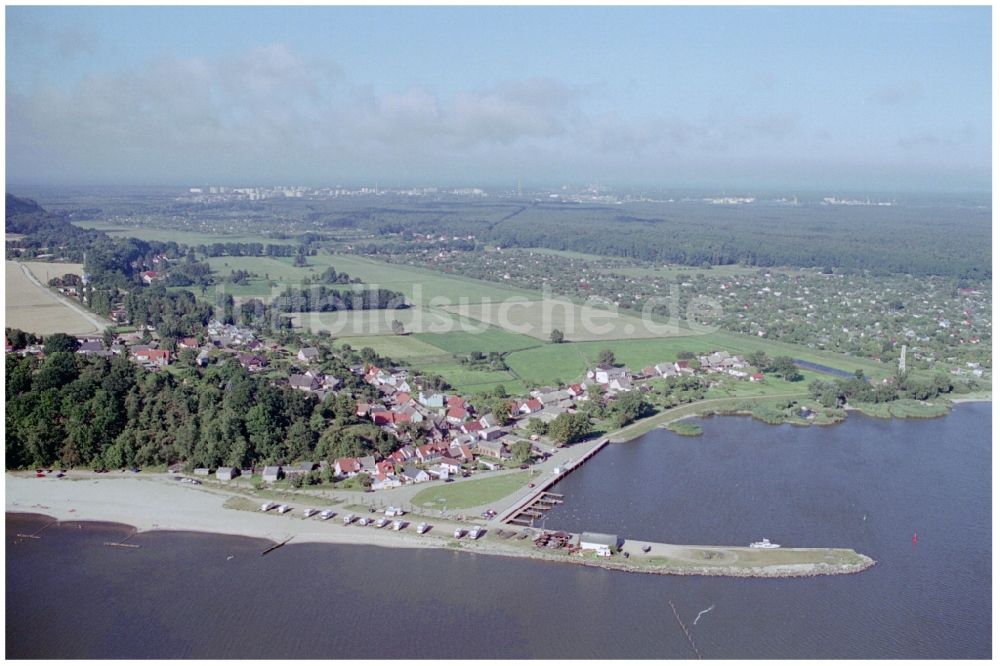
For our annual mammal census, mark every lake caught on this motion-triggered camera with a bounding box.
[6,403,990,658]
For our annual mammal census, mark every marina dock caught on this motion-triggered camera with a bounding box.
[499,438,609,525]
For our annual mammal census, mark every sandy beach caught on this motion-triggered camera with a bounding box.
[6,471,875,578]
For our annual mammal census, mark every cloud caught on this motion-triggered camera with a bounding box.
[869,80,923,105]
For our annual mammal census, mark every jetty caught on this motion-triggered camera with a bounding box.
[499,438,609,525]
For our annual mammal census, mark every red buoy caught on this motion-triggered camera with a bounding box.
[912,532,918,544]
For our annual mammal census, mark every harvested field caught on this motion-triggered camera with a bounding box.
[5,261,108,335]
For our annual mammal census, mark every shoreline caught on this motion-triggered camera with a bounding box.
[5,474,874,579]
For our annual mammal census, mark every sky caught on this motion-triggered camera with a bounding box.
[5,6,992,192]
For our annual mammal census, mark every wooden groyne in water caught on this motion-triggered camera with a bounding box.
[261,536,294,556]
[104,530,141,549]
[500,438,609,525]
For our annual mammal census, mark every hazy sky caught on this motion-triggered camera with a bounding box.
[6,6,992,191]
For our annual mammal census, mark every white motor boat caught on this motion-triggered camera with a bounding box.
[343,514,356,525]
[453,528,465,538]
[416,522,429,534]
[303,508,316,518]
[749,538,781,549]
[392,520,404,531]
[319,510,334,520]
[375,517,389,528]
[468,526,484,540]
[277,504,291,514]
[260,502,276,512]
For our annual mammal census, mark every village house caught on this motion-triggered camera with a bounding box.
[475,439,510,460]
[140,270,162,285]
[297,347,320,364]
[608,376,633,392]
[399,464,431,484]
[177,337,199,349]
[131,347,170,367]
[237,354,268,371]
[289,374,322,392]
[261,466,282,483]
[588,364,629,385]
[479,426,505,441]
[516,398,543,415]
[438,457,462,476]
[358,456,377,476]
[418,392,446,409]
[334,458,361,478]
[654,362,676,378]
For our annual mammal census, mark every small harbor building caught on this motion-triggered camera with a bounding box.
[579,532,619,557]
[262,466,282,483]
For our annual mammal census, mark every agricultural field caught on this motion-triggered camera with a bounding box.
[5,261,108,336]
[442,297,699,342]
[290,307,458,337]
[20,261,85,280]
[407,358,524,395]
[312,254,541,305]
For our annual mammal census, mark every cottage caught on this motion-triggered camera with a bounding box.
[579,532,619,557]
[178,337,199,349]
[517,398,543,415]
[237,354,268,371]
[297,347,320,363]
[608,376,633,392]
[216,466,240,481]
[358,456,377,476]
[193,467,211,476]
[261,466,282,483]
[196,349,211,367]
[289,374,321,391]
[654,362,676,378]
[77,340,104,354]
[438,457,463,475]
[335,458,361,477]
[400,465,431,484]
[589,364,628,385]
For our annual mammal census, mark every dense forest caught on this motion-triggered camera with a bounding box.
[347,200,991,279]
[4,349,404,470]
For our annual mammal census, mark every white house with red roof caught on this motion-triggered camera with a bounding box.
[334,458,361,477]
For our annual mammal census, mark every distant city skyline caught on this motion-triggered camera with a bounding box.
[6,6,992,192]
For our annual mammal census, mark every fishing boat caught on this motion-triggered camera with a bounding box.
[319,510,334,520]
[357,517,370,527]
[416,522,429,534]
[749,538,780,549]
[375,517,389,528]
[260,502,276,512]
[277,504,291,514]
[385,506,405,517]
[468,526,484,540]
[392,520,404,531]
[453,528,465,538]
[303,508,316,518]
[343,513,356,525]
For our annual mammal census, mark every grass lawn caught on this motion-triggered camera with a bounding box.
[338,334,452,359]
[410,471,531,510]
[407,358,526,395]
[442,298,701,342]
[414,326,542,355]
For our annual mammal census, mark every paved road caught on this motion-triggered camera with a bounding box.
[16,262,113,334]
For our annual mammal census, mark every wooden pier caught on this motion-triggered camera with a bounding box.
[261,536,294,556]
[104,530,142,549]
[498,438,610,525]
[17,520,57,540]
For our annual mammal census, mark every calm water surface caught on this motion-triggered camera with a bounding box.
[6,403,990,659]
